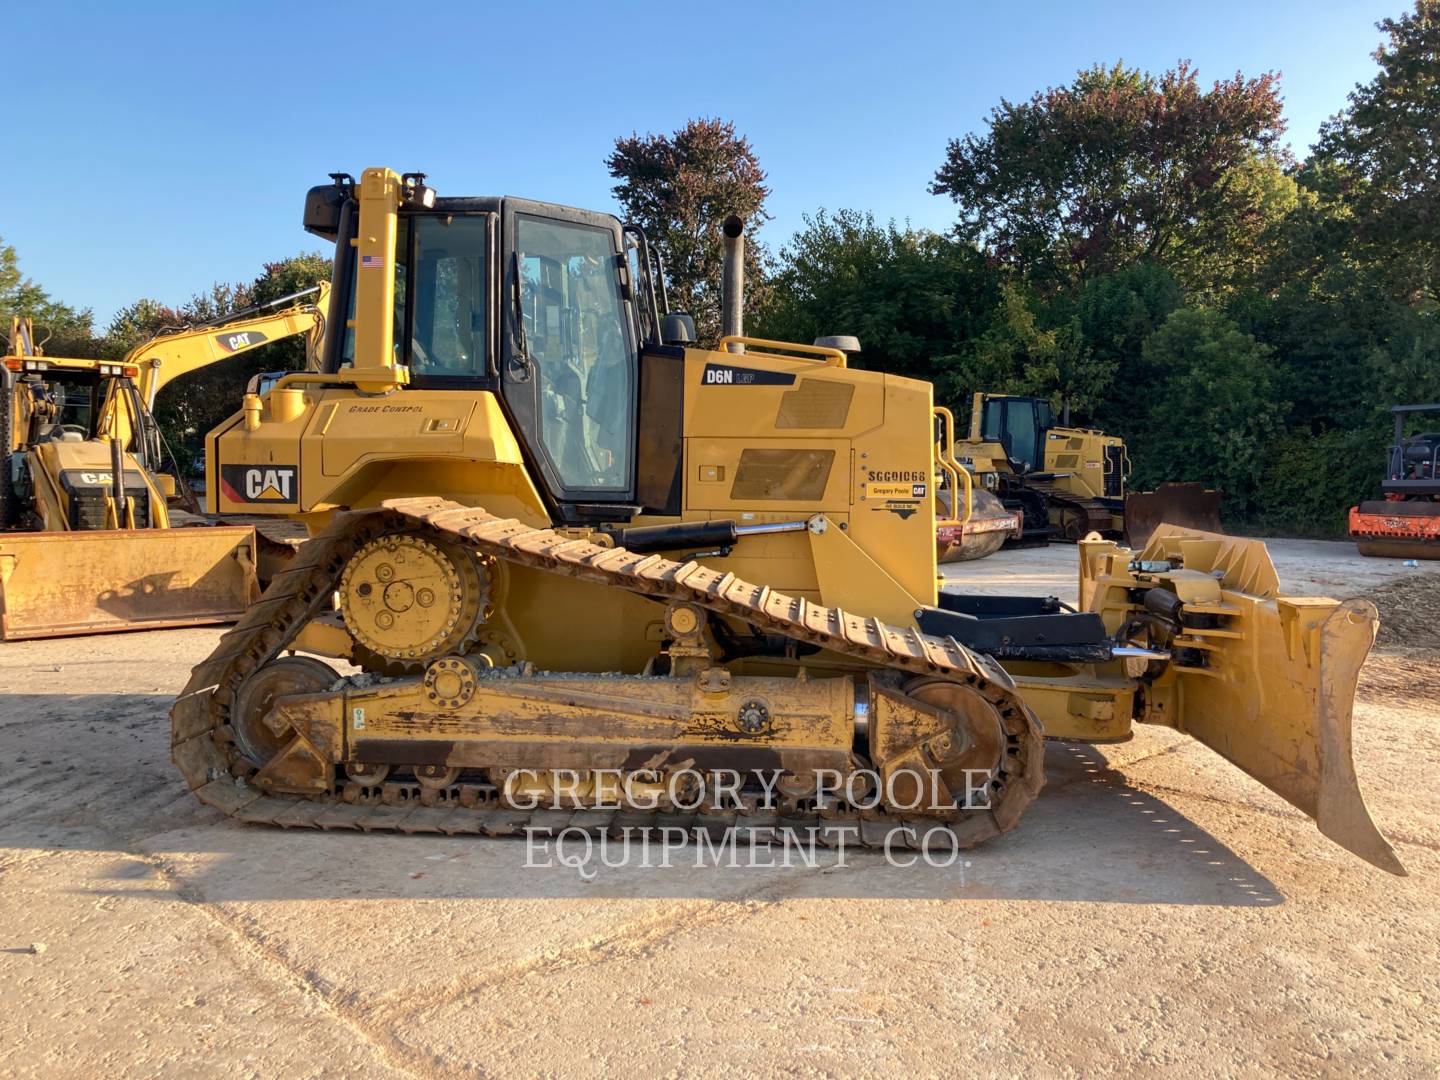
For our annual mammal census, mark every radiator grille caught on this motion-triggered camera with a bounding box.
[730,448,835,501]
[775,380,855,429]
[1104,445,1125,497]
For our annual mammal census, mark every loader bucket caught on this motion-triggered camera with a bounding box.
[0,526,258,641]
[1121,526,1403,874]
[1123,482,1223,548]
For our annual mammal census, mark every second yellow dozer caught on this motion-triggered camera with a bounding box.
[958,392,1223,546]
[0,288,328,639]
[172,168,1402,873]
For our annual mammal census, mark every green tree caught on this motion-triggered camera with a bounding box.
[949,282,1108,412]
[930,62,1289,294]
[1314,1,1440,305]
[101,298,184,355]
[607,118,770,343]
[0,238,95,355]
[252,253,331,306]
[755,209,1001,386]
[1053,262,1183,432]
[1231,156,1440,434]
[1132,308,1284,516]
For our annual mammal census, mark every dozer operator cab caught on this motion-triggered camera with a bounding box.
[977,395,1053,474]
[976,394,1127,499]
[300,173,676,523]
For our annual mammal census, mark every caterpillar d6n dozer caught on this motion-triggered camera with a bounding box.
[172,168,1402,873]
[0,286,327,639]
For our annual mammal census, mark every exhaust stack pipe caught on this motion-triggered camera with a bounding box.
[721,214,745,353]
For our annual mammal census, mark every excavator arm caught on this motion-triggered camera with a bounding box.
[130,284,329,408]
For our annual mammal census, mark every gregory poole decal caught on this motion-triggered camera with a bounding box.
[861,467,928,519]
[219,463,298,503]
[864,481,928,499]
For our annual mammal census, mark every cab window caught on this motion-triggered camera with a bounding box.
[1004,399,1040,471]
[336,215,490,379]
[515,215,633,491]
[410,216,487,377]
[22,370,98,442]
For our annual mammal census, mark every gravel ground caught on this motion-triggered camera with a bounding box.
[0,538,1436,1078]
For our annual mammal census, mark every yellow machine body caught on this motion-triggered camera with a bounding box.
[175,167,1399,872]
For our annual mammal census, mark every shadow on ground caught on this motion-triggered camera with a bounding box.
[0,694,1279,905]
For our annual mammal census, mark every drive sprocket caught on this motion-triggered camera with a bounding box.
[339,531,490,676]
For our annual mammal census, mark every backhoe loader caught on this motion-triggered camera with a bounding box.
[171,168,1401,874]
[0,285,328,638]
[959,392,1223,546]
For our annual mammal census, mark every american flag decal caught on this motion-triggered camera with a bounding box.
[361,255,384,268]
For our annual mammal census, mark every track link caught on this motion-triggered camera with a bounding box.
[1025,480,1118,541]
[171,498,1045,850]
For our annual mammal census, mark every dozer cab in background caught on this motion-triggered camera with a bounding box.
[0,286,328,639]
[1349,403,1440,559]
[171,167,1401,875]
[958,392,1222,547]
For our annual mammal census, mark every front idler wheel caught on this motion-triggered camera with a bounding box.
[230,656,340,768]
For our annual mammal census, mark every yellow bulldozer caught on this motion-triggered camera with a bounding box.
[0,286,328,639]
[170,167,1400,874]
[958,392,1222,546]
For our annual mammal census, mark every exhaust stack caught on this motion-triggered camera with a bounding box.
[721,214,745,353]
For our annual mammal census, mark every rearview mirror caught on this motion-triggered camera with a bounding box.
[661,312,695,345]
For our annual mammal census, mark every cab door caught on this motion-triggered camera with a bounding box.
[499,199,638,517]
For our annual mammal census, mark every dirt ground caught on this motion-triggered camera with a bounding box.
[1,538,1436,1077]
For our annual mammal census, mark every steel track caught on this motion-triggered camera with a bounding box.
[171,498,1046,850]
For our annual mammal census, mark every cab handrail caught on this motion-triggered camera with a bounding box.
[934,405,972,526]
[716,336,847,367]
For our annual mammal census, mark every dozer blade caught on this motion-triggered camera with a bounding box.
[0,526,258,641]
[1123,482,1223,548]
[1124,527,1404,874]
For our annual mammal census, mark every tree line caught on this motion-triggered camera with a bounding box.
[3,1,1435,534]
[612,3,1440,533]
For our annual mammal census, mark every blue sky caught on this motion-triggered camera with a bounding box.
[4,0,1395,326]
